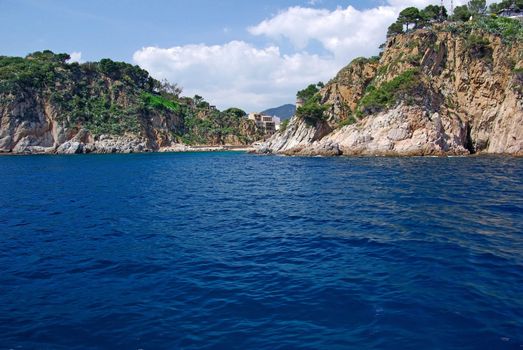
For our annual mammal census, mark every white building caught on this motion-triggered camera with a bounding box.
[498,4,523,19]
[248,113,281,135]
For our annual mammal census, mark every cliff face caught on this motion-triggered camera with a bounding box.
[0,52,262,154]
[259,23,523,156]
[0,81,180,154]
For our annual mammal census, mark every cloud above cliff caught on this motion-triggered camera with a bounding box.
[133,42,337,110]
[68,51,83,63]
[248,6,397,60]
[132,0,476,112]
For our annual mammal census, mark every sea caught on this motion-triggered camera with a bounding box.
[0,152,522,349]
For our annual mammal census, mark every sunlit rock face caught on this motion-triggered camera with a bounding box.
[257,25,523,156]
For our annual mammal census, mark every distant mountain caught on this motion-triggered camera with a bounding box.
[261,104,296,120]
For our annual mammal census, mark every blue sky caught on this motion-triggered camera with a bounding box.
[1,0,383,61]
[0,0,471,111]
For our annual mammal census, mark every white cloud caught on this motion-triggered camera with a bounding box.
[68,51,83,63]
[132,0,492,112]
[248,5,397,60]
[133,41,337,112]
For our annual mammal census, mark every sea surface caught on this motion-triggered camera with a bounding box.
[0,152,522,350]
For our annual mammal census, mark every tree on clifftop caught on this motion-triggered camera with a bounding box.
[158,79,182,98]
[453,5,472,21]
[223,108,246,119]
[295,82,328,124]
[26,50,71,65]
[421,5,448,21]
[296,83,322,103]
[468,0,487,16]
[398,7,422,31]
[386,5,449,38]
[387,21,404,36]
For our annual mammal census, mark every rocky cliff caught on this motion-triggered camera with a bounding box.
[0,51,262,154]
[258,19,523,156]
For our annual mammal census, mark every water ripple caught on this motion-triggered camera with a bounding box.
[0,153,522,349]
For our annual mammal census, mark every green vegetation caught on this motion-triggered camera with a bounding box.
[387,5,447,37]
[356,69,420,116]
[382,0,522,55]
[293,0,522,129]
[0,51,72,93]
[178,103,261,145]
[279,119,290,132]
[81,97,141,136]
[452,5,472,21]
[0,51,261,144]
[351,57,379,65]
[489,0,523,13]
[423,5,448,21]
[377,64,390,76]
[0,51,158,136]
[296,82,323,102]
[296,83,330,125]
[407,52,424,65]
[142,92,180,112]
[398,7,423,31]
[387,22,405,36]
[98,58,151,88]
[465,34,492,59]
[445,14,523,44]
[338,115,358,128]
[223,107,247,119]
[453,0,523,23]
[387,0,521,39]
[296,95,330,124]
[471,16,523,43]
[452,0,488,21]
[468,0,487,16]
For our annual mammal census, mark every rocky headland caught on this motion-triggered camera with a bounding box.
[0,52,263,154]
[256,14,523,157]
[2,6,522,157]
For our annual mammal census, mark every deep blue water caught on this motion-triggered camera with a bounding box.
[0,152,522,350]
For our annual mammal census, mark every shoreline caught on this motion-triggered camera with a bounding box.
[1,147,521,157]
[159,145,254,153]
[0,145,255,156]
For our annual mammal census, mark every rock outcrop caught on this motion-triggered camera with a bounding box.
[258,22,523,156]
[0,51,262,154]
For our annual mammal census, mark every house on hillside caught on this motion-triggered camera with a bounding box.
[498,4,523,19]
[248,113,281,135]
